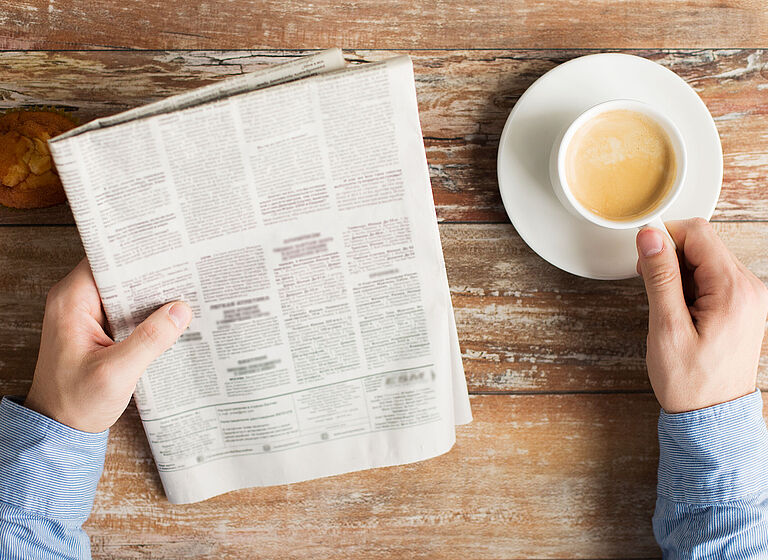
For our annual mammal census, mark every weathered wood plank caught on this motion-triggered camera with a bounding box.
[1,0,767,50]
[0,204,72,224]
[0,225,81,386]
[84,393,666,558]
[448,221,768,392]
[1,223,766,394]
[1,49,766,224]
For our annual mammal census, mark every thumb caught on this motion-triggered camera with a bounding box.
[636,228,691,333]
[106,301,192,375]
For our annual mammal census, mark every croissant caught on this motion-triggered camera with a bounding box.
[0,109,77,208]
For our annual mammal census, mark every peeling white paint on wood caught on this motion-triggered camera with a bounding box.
[0,49,765,224]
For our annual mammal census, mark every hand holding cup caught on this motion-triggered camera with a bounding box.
[636,219,768,413]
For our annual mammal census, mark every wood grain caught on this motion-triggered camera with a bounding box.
[1,49,766,224]
[443,222,768,392]
[2,3,766,557]
[1,1,768,50]
[1,224,765,396]
[83,393,666,559]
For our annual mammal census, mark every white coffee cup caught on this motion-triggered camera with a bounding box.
[549,99,687,247]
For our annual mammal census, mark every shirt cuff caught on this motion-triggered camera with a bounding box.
[0,396,108,522]
[657,389,768,505]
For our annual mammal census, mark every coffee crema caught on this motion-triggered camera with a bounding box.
[565,109,677,222]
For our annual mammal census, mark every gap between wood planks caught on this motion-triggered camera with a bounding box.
[0,47,763,52]
[1,219,766,227]
[1,49,766,223]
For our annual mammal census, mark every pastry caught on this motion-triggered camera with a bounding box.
[0,109,77,208]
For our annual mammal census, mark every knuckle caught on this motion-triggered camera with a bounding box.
[690,217,711,231]
[729,275,764,310]
[731,276,751,298]
[748,279,768,315]
[755,279,768,307]
[44,282,71,317]
[646,265,679,289]
[45,282,63,306]
[720,290,741,317]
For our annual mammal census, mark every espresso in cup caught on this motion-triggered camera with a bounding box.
[564,109,677,222]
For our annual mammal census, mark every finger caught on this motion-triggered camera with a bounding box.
[104,301,192,376]
[680,264,696,305]
[60,258,94,289]
[63,259,103,313]
[639,248,695,303]
[49,258,107,328]
[667,218,741,297]
[636,227,693,333]
[665,218,733,271]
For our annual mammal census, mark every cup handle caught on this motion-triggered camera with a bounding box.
[640,215,677,250]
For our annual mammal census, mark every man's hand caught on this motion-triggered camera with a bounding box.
[24,259,192,432]
[636,218,768,413]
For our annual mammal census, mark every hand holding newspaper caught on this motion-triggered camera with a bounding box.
[49,49,472,504]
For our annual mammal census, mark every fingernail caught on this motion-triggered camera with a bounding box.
[638,229,664,257]
[168,302,192,329]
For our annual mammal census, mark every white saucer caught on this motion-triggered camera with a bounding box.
[497,53,723,280]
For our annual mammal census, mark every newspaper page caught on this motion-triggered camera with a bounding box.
[50,53,472,504]
[55,48,346,141]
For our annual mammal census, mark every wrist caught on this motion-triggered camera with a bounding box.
[22,393,59,426]
[22,388,79,433]
[657,380,757,414]
[24,384,106,434]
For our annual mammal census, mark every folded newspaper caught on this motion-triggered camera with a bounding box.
[49,48,472,504]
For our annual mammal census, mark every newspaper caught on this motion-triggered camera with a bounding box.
[49,49,472,504]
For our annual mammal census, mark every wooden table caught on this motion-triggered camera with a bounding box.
[2,2,767,558]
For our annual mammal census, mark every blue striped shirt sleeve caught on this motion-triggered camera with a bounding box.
[0,396,108,560]
[653,389,768,558]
